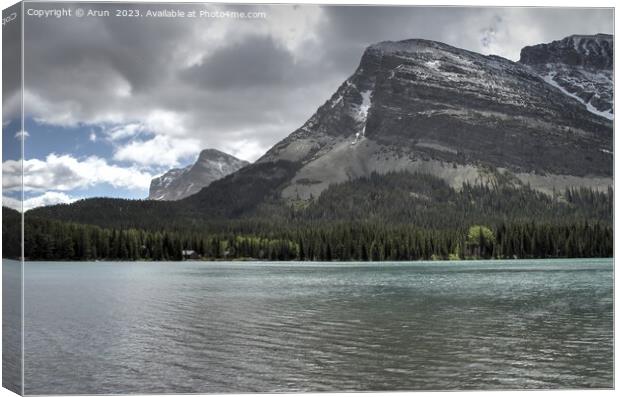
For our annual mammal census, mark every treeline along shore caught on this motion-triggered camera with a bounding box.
[6,217,613,262]
[3,172,613,261]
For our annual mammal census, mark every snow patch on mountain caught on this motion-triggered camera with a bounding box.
[358,90,372,122]
[425,60,441,70]
[520,34,613,118]
[543,72,613,120]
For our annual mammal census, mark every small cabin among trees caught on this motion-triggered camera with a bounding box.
[182,250,200,260]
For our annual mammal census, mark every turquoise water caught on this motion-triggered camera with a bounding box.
[22,258,613,393]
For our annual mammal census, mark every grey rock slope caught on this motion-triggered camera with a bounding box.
[519,34,613,119]
[251,38,612,201]
[149,149,248,200]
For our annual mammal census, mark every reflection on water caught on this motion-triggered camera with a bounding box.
[24,259,613,394]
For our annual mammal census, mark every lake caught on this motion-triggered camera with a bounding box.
[18,259,613,393]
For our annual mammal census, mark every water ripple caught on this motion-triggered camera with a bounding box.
[23,259,613,394]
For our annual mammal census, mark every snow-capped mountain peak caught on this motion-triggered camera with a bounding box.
[148,149,249,201]
[519,33,613,119]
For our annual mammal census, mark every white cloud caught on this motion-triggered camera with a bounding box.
[14,130,29,139]
[2,92,21,123]
[24,89,130,128]
[113,135,200,167]
[104,123,144,141]
[25,89,85,127]
[23,192,81,211]
[2,196,22,211]
[2,154,153,193]
[144,110,188,136]
[89,130,97,142]
[222,139,269,163]
[3,192,81,211]
[2,160,22,191]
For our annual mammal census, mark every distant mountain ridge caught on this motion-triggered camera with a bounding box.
[520,34,612,69]
[519,34,613,119]
[148,149,248,200]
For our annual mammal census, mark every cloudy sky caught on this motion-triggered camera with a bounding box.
[2,2,613,209]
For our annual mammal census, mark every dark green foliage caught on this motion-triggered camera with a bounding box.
[2,207,21,259]
[26,197,181,230]
[183,160,301,218]
[300,171,612,227]
[16,216,612,261]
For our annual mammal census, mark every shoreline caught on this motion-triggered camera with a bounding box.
[7,257,614,264]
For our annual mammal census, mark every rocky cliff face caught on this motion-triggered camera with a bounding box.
[148,149,248,200]
[519,34,612,70]
[253,38,612,201]
[519,34,613,119]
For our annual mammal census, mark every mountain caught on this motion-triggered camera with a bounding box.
[148,149,248,201]
[227,37,612,204]
[519,34,613,119]
[29,36,613,227]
